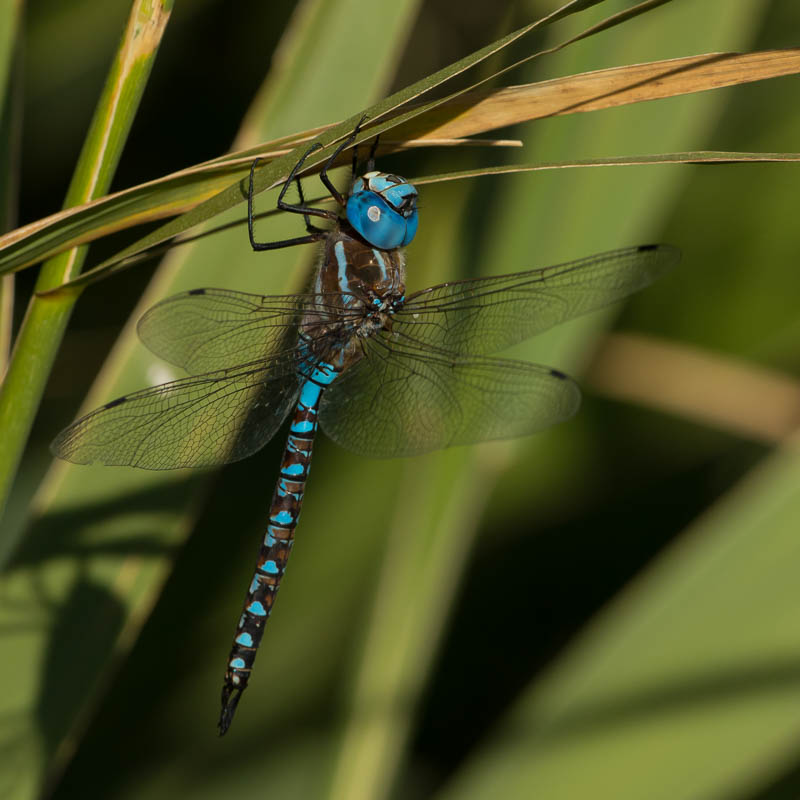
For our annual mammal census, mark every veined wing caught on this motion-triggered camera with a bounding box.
[137,288,354,375]
[319,336,580,458]
[51,360,300,469]
[394,244,679,355]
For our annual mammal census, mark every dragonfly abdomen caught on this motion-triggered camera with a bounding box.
[218,369,336,734]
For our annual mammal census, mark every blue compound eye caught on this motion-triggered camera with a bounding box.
[346,172,418,250]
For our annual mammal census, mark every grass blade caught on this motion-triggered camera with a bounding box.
[0,0,174,527]
[3,46,798,285]
[0,0,425,796]
[413,151,800,185]
[327,2,772,798]
[20,2,635,292]
[437,437,800,799]
[405,49,800,140]
[0,0,22,374]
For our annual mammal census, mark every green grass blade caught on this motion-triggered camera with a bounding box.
[0,0,173,528]
[0,0,424,796]
[0,0,21,96]
[326,2,772,799]
[328,448,503,800]
[439,0,682,101]
[27,2,624,292]
[0,134,496,278]
[437,439,800,800]
[413,151,800,185]
[3,1,794,798]
[4,45,798,286]
[0,0,22,372]
[432,1,798,797]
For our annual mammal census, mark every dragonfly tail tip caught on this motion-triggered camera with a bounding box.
[218,685,244,736]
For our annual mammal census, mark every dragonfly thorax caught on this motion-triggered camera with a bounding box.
[353,297,400,340]
[317,228,407,302]
[299,227,408,371]
[346,171,418,249]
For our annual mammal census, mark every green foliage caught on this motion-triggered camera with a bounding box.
[1,1,799,799]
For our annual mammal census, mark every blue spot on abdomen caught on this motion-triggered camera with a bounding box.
[271,510,294,525]
[291,419,315,434]
[247,601,267,616]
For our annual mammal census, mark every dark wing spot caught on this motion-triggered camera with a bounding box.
[188,288,206,295]
[104,396,127,409]
[637,244,658,252]
[549,368,569,380]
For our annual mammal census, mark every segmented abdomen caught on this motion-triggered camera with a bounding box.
[218,373,332,734]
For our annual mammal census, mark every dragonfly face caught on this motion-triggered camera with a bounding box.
[345,170,419,249]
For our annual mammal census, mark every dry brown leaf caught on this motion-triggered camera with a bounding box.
[407,49,800,139]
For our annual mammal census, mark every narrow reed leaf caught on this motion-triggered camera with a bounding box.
[3,45,797,285]
[18,1,647,294]
[0,0,173,535]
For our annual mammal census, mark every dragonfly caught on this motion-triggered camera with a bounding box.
[52,120,680,735]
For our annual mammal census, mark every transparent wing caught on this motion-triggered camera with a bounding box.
[319,336,580,458]
[137,288,313,375]
[395,244,679,355]
[52,361,300,470]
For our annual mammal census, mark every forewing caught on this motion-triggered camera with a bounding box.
[52,362,300,470]
[319,337,580,458]
[396,244,679,355]
[137,288,310,374]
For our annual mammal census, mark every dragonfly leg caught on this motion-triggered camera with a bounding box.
[294,173,327,236]
[366,132,380,172]
[318,114,370,208]
[248,115,374,251]
[350,135,359,180]
[248,144,336,251]
[350,131,381,179]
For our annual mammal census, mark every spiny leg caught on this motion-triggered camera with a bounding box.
[248,142,337,251]
[319,114,370,208]
[366,132,380,172]
[350,130,381,180]
[248,116,373,251]
[294,174,327,237]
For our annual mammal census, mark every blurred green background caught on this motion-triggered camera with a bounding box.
[2,1,800,799]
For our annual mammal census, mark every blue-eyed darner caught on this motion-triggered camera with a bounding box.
[52,121,679,735]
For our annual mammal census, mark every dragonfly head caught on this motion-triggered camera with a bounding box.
[346,171,418,250]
